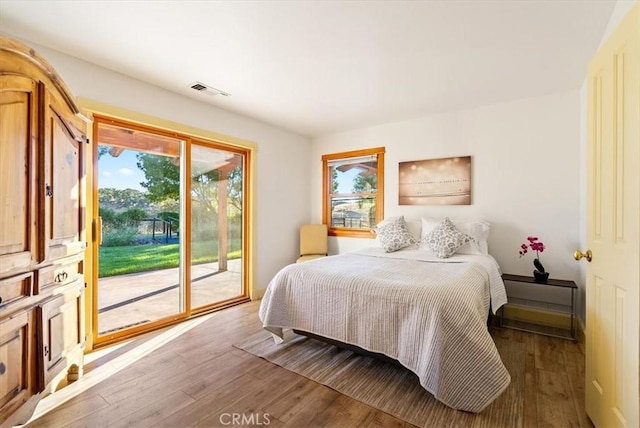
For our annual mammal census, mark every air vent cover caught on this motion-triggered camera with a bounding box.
[190,83,207,91]
[190,81,230,97]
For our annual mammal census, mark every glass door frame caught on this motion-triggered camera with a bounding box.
[188,139,248,314]
[90,114,251,347]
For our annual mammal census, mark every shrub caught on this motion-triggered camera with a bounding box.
[102,226,138,247]
[120,208,147,226]
[99,207,120,228]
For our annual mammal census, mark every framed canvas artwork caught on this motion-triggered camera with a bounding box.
[398,156,471,205]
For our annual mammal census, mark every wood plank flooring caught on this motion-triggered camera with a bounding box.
[22,301,592,428]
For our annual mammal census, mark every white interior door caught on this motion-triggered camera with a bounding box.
[584,3,639,427]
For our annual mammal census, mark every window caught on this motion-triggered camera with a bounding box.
[322,147,385,238]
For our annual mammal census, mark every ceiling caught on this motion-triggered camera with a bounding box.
[0,1,616,138]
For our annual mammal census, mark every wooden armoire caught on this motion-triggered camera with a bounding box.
[0,36,89,426]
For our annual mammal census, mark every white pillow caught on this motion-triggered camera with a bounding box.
[405,218,422,242]
[377,216,421,242]
[420,217,490,255]
[376,216,417,253]
[423,217,473,258]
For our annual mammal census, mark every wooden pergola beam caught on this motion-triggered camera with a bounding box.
[98,125,180,157]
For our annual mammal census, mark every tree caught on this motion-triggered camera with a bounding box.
[136,153,243,215]
[136,154,180,202]
[352,172,377,213]
[97,146,109,159]
[352,173,377,193]
[119,208,147,225]
[99,188,149,211]
[226,166,243,213]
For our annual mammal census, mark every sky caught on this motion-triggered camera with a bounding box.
[99,147,358,193]
[336,168,364,194]
[99,149,146,191]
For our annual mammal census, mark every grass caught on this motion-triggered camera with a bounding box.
[99,240,241,277]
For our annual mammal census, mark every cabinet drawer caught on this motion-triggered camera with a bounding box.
[0,273,33,309]
[37,257,82,292]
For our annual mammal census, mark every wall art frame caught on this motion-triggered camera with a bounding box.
[398,156,471,205]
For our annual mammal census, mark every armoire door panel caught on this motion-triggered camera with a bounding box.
[42,89,85,262]
[38,284,83,388]
[0,77,38,275]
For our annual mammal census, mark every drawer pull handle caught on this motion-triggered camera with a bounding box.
[0,362,5,375]
[55,271,69,282]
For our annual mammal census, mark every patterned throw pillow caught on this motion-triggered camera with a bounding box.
[377,216,417,253]
[424,217,474,258]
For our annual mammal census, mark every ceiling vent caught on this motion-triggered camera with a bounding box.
[190,81,230,97]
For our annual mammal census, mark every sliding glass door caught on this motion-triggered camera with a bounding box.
[93,117,249,344]
[189,144,244,310]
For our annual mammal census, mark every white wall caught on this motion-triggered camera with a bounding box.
[312,90,584,319]
[11,37,312,295]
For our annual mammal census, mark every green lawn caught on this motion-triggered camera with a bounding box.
[99,241,241,277]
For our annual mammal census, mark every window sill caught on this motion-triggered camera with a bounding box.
[329,229,375,239]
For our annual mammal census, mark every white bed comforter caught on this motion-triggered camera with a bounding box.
[258,247,510,413]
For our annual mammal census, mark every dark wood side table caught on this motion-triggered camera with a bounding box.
[500,273,577,341]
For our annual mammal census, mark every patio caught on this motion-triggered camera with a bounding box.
[97,258,243,334]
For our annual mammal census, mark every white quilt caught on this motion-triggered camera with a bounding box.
[259,247,510,413]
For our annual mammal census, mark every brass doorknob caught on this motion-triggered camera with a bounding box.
[574,249,592,262]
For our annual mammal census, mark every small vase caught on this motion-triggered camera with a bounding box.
[533,270,549,282]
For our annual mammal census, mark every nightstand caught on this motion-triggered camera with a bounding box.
[499,273,577,341]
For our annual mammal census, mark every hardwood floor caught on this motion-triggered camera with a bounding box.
[22,301,592,428]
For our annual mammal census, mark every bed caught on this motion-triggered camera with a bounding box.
[259,217,510,413]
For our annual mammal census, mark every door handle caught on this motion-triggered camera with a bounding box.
[93,216,103,245]
[574,249,592,262]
